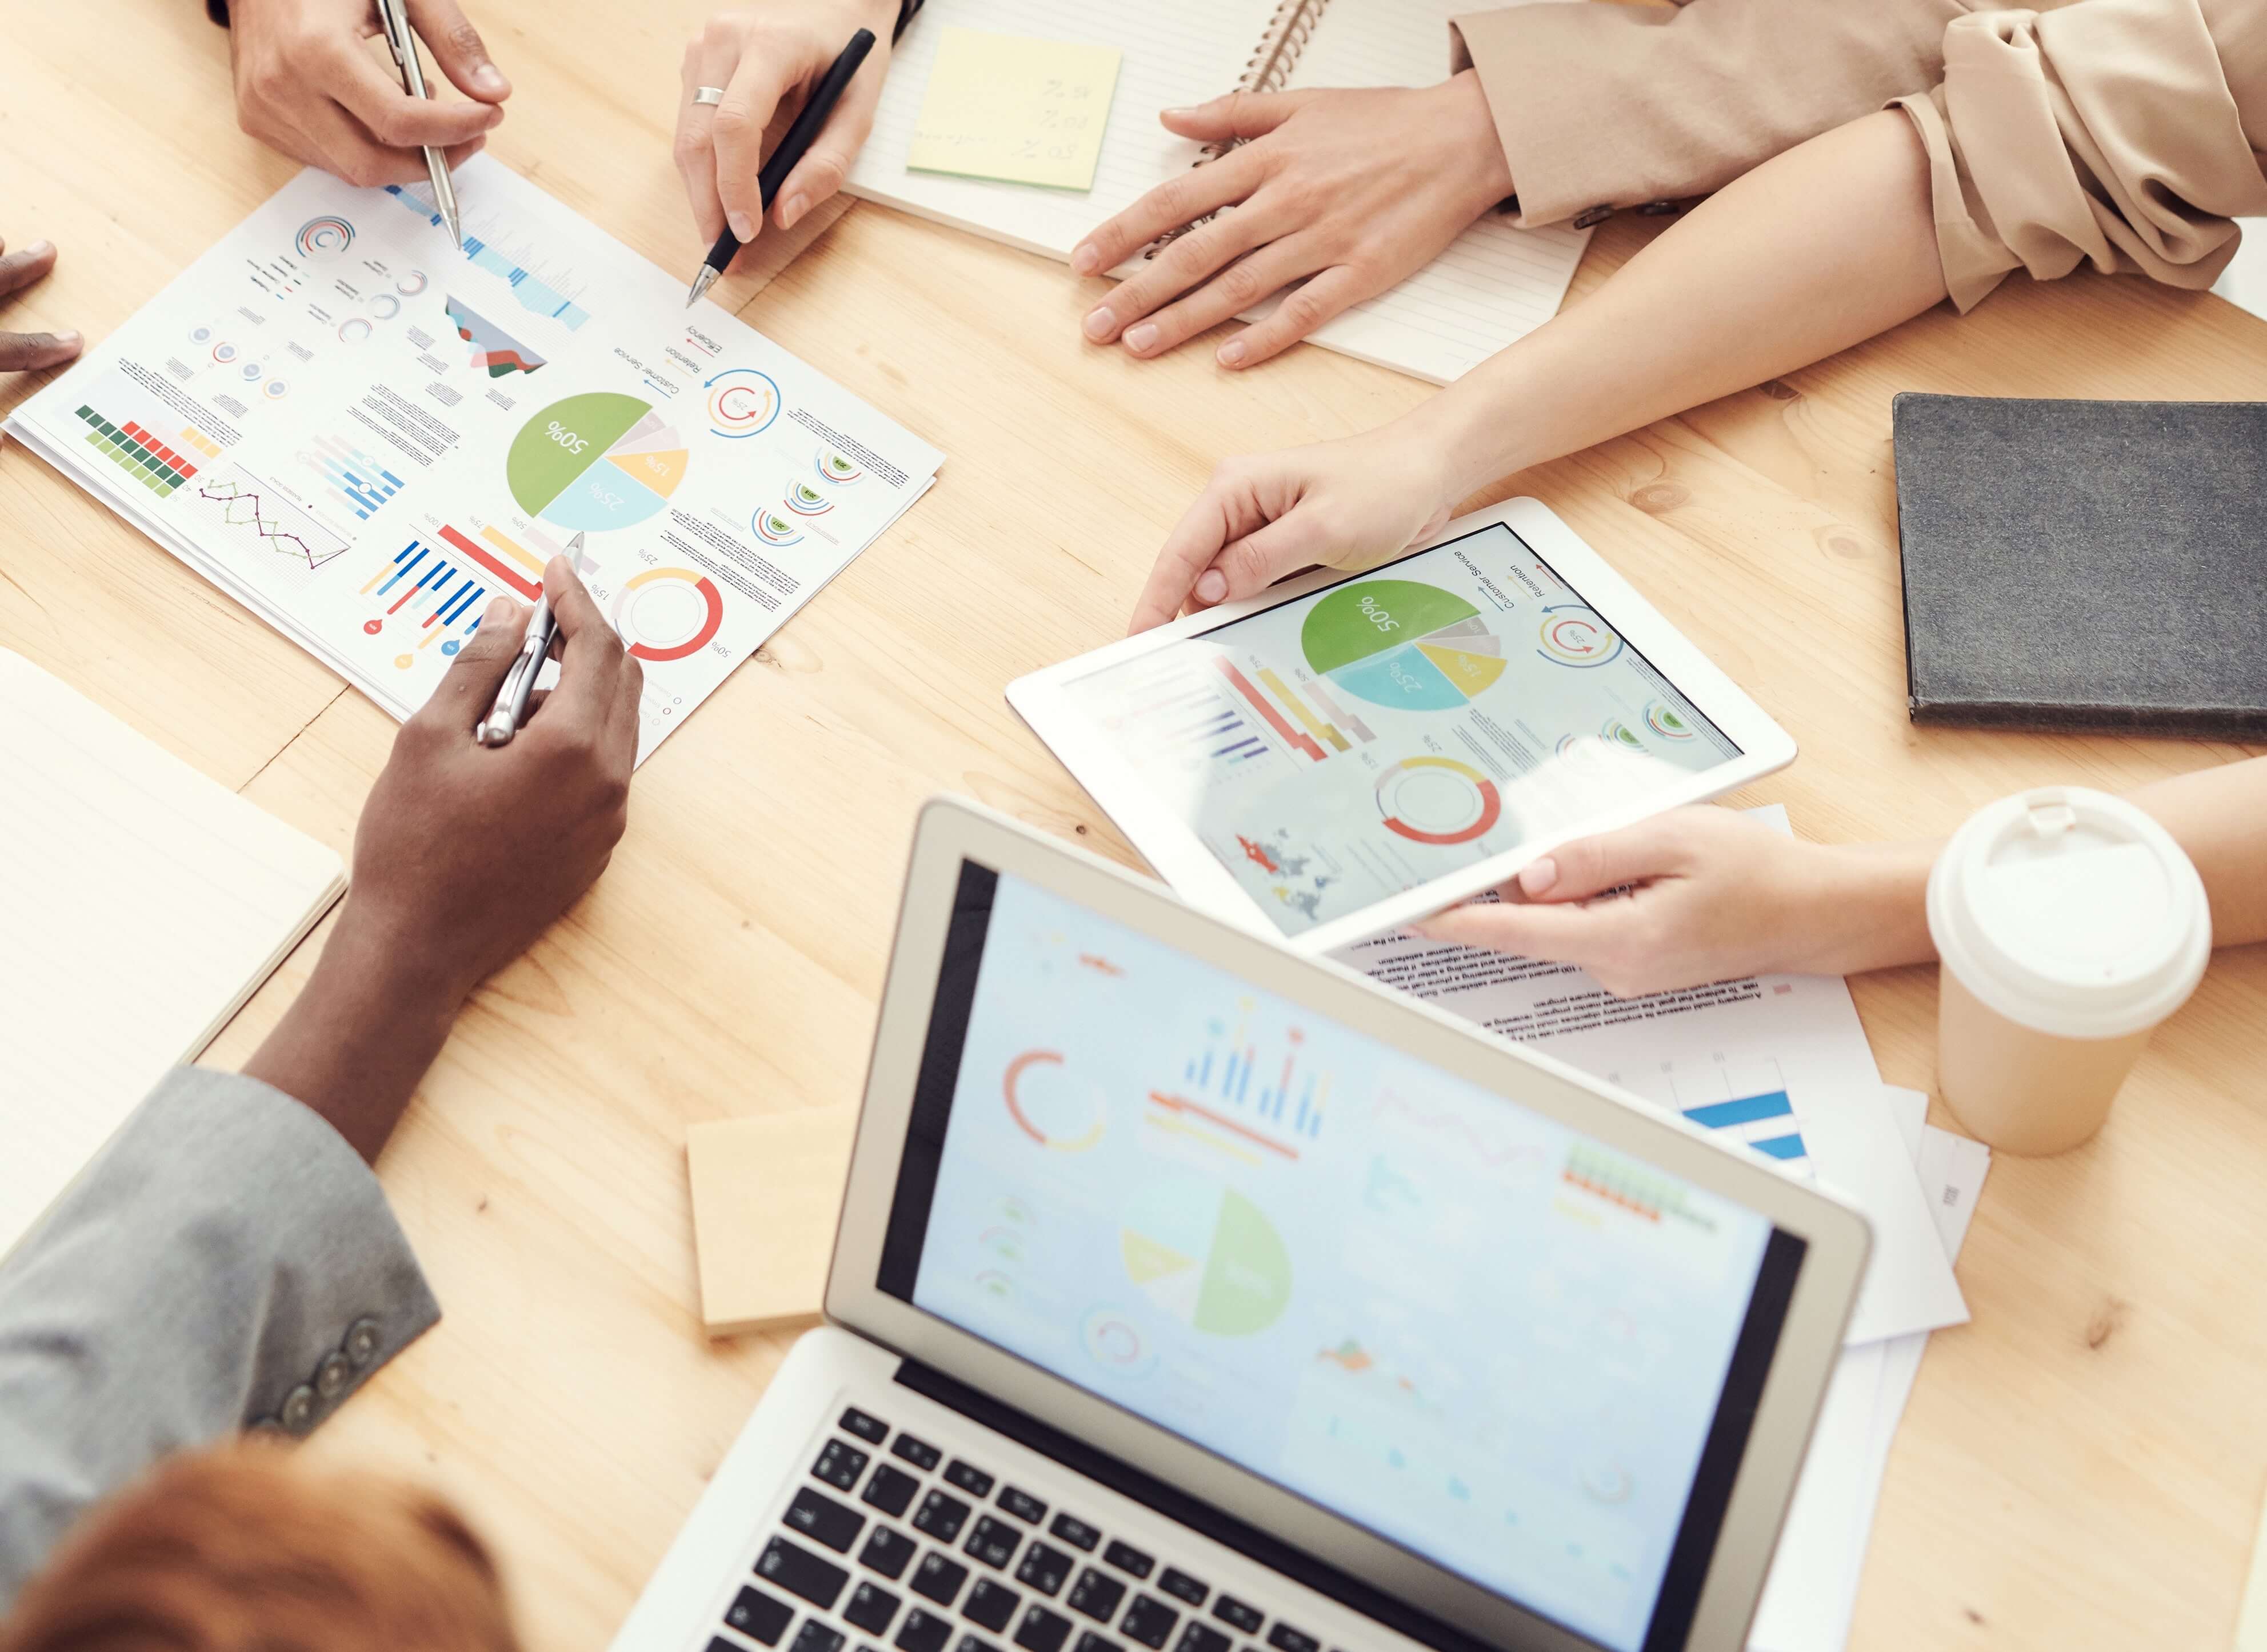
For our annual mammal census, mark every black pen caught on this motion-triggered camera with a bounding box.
[686,27,877,307]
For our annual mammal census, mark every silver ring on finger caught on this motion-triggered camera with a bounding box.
[693,85,726,106]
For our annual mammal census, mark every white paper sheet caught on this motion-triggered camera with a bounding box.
[5,158,943,765]
[1749,1093,1990,1652]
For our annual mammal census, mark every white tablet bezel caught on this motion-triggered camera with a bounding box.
[1007,497,1797,954]
[827,796,1870,1652]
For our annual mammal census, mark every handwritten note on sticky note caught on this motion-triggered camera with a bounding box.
[907,27,1121,192]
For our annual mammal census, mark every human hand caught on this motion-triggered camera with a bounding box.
[1073,73,1512,368]
[346,560,641,1008]
[1130,426,1457,633]
[226,0,509,189]
[0,239,81,373]
[1410,807,1936,997]
[676,0,898,248]
[244,560,639,1160]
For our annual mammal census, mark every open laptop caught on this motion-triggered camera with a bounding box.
[613,798,1869,1652]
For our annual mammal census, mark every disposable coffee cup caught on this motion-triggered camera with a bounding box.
[1925,786,2210,1156]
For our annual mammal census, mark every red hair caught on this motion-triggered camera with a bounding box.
[0,1442,519,1652]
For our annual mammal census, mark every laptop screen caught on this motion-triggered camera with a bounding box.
[878,862,1804,1652]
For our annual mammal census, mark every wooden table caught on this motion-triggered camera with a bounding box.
[5,3,2265,1646]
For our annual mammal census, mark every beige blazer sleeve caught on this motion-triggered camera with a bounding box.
[1450,0,1985,227]
[1891,0,2267,310]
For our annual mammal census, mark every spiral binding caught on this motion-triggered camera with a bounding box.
[1144,0,1329,257]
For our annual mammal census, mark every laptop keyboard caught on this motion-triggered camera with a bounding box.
[706,1406,1339,1652]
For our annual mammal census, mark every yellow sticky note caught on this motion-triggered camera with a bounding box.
[907,27,1121,192]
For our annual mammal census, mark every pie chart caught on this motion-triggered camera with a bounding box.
[507,392,689,533]
[1374,756,1502,846]
[1120,1178,1292,1337]
[1301,581,1507,713]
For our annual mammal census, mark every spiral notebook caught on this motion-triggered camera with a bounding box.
[846,0,1592,385]
[0,649,345,1257]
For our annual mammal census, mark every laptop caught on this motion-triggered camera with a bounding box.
[613,798,1869,1652]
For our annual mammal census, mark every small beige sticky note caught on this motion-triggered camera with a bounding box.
[686,1109,856,1337]
[907,26,1121,191]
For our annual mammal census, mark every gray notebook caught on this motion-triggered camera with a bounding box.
[1893,393,2267,738]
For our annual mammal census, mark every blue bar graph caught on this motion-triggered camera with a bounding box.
[301,434,406,521]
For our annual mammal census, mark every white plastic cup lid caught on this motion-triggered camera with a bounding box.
[1926,785,2210,1041]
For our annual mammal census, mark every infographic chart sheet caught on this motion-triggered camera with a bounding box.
[7,160,942,762]
[911,871,1782,1652]
[1062,523,1742,936]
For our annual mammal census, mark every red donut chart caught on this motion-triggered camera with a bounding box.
[612,566,722,662]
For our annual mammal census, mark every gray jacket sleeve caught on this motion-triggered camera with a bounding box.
[0,1067,440,1609]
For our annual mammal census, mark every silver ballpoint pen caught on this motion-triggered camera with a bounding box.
[475,533,578,747]
[374,0,463,249]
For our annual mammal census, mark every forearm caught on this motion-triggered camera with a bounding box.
[241,909,464,1165]
[2124,757,2267,947]
[1408,110,1949,498]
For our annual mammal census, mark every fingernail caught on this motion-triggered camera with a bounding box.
[26,239,53,258]
[1520,858,1560,896]
[483,595,514,623]
[474,63,509,96]
[1082,305,1115,342]
[1194,570,1228,603]
[1070,243,1100,275]
[1163,106,1196,119]
[1216,338,1246,367]
[53,329,81,348]
[727,211,755,241]
[779,192,807,227]
[1124,322,1159,354]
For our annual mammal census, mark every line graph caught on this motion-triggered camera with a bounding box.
[194,467,350,570]
[1371,1090,1549,1174]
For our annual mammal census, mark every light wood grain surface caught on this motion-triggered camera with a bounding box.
[5,3,2265,1647]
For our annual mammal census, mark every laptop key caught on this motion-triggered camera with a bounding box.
[1264,1629,1316,1652]
[997,1486,1047,1525]
[1075,1635,1125,1652]
[964,1578,1022,1633]
[793,1623,848,1652]
[955,1638,1005,1652]
[1101,1542,1154,1582]
[910,1553,969,1608]
[841,1408,890,1445]
[913,1491,972,1545]
[759,1537,851,1612]
[724,1585,796,1646]
[787,1487,867,1554]
[965,1515,1021,1571]
[1157,1570,1207,1609]
[892,1434,945,1472]
[861,1527,918,1581]
[1119,1595,1180,1649]
[1067,1569,1126,1623]
[845,1582,902,1635]
[1014,1542,1072,1597]
[945,1459,996,1499]
[1212,1598,1263,1635]
[815,1441,871,1491]
[1014,1606,1074,1652]
[863,1465,922,1519]
[1173,1625,1230,1652]
[1048,1514,1101,1553]
[894,1609,951,1652]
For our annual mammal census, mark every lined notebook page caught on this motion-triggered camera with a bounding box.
[1281,0,1591,384]
[849,0,1265,261]
[0,650,345,1255]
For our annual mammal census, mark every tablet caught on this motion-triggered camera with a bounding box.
[1008,498,1796,953]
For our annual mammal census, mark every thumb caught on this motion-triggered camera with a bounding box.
[406,0,512,102]
[1201,509,1331,608]
[1517,821,1682,905]
[1160,89,1312,141]
[775,64,883,229]
[421,595,530,726]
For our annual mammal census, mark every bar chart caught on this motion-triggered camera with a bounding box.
[299,433,406,521]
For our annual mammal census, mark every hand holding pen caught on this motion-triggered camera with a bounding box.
[682,25,879,305]
[223,0,507,198]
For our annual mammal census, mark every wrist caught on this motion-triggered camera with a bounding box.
[1444,70,1514,211]
[1796,839,1938,976]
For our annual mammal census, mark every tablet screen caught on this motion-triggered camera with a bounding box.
[1062,522,1742,937]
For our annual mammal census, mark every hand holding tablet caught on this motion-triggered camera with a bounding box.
[1011,500,1795,952]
